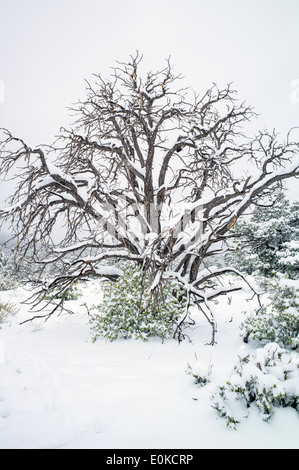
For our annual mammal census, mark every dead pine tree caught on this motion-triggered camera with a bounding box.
[1,52,299,343]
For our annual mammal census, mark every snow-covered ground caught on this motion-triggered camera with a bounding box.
[0,280,298,449]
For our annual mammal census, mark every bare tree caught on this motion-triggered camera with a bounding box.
[1,52,299,342]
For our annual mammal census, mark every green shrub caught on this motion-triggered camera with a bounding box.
[0,251,19,291]
[0,273,19,291]
[0,250,19,291]
[227,194,299,280]
[90,265,186,342]
[45,284,82,301]
[186,360,213,387]
[241,280,299,349]
[0,299,18,323]
[211,343,299,428]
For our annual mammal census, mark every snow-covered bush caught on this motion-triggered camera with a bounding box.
[0,250,19,291]
[241,279,299,349]
[186,360,213,387]
[228,194,299,280]
[91,265,186,342]
[0,298,18,324]
[45,283,82,301]
[211,343,299,428]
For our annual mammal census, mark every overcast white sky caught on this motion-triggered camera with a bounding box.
[0,0,298,194]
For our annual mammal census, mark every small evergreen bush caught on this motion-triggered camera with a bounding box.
[0,251,19,291]
[227,194,299,280]
[186,360,213,387]
[0,299,18,323]
[211,343,299,428]
[90,265,186,342]
[45,284,82,301]
[241,280,299,349]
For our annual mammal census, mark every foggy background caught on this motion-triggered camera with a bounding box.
[0,0,298,213]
